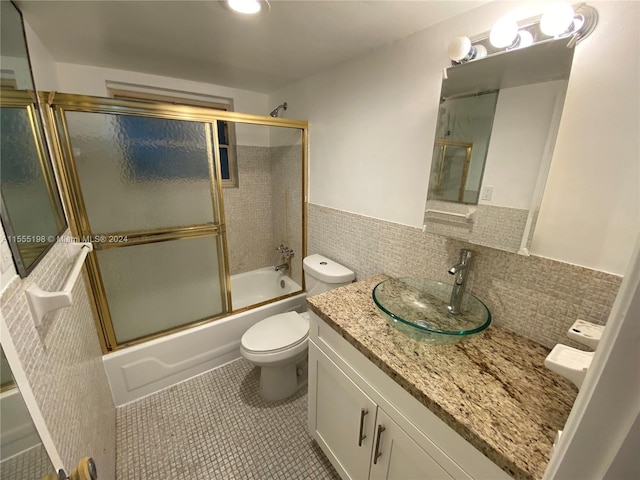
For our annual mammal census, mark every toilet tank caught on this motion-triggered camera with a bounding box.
[303,254,355,297]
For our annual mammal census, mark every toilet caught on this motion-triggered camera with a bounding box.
[240,254,355,401]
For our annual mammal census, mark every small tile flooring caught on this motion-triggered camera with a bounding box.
[116,358,340,479]
[0,444,55,480]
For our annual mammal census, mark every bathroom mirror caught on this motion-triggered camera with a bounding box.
[0,0,67,277]
[1,347,57,479]
[424,38,574,254]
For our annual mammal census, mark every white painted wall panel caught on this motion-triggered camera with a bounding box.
[271,1,639,274]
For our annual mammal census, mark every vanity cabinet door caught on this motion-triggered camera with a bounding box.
[370,408,454,480]
[309,343,378,480]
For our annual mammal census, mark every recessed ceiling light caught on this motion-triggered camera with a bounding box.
[225,0,270,15]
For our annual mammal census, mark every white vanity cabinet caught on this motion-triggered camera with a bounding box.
[311,343,377,480]
[370,408,453,480]
[308,312,511,480]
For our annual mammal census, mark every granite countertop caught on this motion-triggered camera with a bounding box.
[306,275,578,480]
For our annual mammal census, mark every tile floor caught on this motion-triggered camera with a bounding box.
[0,444,55,480]
[116,359,340,479]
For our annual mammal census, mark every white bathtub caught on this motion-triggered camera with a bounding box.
[0,387,41,460]
[104,268,305,406]
[231,267,300,310]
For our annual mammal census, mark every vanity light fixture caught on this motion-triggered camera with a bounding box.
[540,2,577,36]
[225,0,270,15]
[447,36,487,63]
[448,2,598,65]
[489,16,519,48]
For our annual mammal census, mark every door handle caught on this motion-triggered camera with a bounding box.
[373,424,386,464]
[358,408,368,446]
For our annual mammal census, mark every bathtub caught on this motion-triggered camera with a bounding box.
[231,267,300,310]
[104,268,305,406]
[0,387,41,460]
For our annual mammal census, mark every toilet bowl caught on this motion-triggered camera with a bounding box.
[240,254,355,401]
[240,311,310,402]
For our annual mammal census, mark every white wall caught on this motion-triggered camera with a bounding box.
[271,1,639,275]
[55,62,269,117]
[54,63,272,147]
[23,21,59,91]
[532,1,639,275]
[481,80,565,210]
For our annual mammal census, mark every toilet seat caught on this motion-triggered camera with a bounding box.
[241,311,309,355]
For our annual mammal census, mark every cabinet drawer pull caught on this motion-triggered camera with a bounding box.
[358,408,368,446]
[373,424,386,464]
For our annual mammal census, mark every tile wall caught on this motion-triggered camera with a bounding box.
[223,146,275,275]
[308,203,622,349]
[424,200,529,253]
[223,144,304,286]
[270,144,303,286]
[0,232,116,479]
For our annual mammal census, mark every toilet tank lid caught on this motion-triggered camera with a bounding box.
[303,254,355,284]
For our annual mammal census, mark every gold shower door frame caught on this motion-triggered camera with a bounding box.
[42,93,308,352]
[433,139,473,203]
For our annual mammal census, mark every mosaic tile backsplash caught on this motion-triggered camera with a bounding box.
[308,203,622,349]
[424,200,529,254]
[0,232,116,479]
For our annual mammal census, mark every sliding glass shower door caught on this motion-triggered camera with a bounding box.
[48,96,230,349]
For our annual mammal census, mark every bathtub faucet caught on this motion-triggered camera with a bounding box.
[276,244,294,259]
[275,245,294,272]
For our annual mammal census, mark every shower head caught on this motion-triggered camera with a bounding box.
[270,102,287,117]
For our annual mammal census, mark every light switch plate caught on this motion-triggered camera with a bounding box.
[481,185,494,201]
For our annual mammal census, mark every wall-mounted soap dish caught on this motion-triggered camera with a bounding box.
[567,319,604,350]
[544,344,594,388]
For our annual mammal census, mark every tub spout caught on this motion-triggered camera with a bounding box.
[275,263,289,272]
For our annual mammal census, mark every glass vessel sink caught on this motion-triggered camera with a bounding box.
[372,278,491,344]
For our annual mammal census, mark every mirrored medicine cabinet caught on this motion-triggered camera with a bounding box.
[424,37,575,254]
[0,0,67,277]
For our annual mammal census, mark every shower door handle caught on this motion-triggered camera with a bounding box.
[358,408,368,446]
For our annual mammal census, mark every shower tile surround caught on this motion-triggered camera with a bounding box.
[307,203,621,349]
[116,358,339,479]
[223,146,274,276]
[223,145,303,286]
[0,232,116,478]
[271,144,303,286]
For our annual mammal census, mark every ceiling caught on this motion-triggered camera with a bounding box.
[16,0,487,93]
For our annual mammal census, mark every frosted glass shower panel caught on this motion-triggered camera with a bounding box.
[97,236,225,344]
[64,111,217,233]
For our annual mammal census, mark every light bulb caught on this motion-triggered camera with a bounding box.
[474,44,488,59]
[227,0,261,14]
[490,17,519,48]
[448,36,472,62]
[540,2,575,36]
[517,30,534,49]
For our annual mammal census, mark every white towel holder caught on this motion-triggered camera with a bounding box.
[26,242,93,327]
